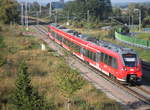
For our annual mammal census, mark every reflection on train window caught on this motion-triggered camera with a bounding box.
[82,48,97,62]
[51,31,56,37]
[63,38,81,53]
[101,52,104,62]
[108,56,112,66]
[104,54,109,65]
[112,58,118,69]
[100,52,117,69]
[96,53,101,62]
[122,54,137,67]
[55,34,63,41]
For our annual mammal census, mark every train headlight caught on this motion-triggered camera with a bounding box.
[123,67,127,71]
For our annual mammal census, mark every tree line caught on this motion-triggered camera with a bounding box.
[63,0,112,22]
[0,0,19,24]
[112,3,150,28]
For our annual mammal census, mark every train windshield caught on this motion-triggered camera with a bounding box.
[122,54,137,67]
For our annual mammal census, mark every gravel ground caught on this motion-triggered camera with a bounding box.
[29,25,150,110]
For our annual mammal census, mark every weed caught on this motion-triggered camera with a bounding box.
[0,56,6,67]
[0,36,6,48]
[0,25,123,110]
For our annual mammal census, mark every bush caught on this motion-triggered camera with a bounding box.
[0,56,5,67]
[0,25,2,32]
[72,21,84,28]
[0,36,5,48]
[13,62,53,110]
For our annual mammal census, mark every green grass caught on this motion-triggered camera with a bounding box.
[135,32,150,40]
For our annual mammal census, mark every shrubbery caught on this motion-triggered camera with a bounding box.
[0,0,19,24]
[0,36,5,48]
[12,62,55,110]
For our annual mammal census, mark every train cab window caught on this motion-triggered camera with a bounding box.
[112,58,118,69]
[122,54,137,67]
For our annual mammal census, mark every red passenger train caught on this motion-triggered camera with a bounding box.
[47,23,142,84]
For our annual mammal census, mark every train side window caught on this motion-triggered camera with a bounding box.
[63,38,67,45]
[86,50,89,58]
[104,54,108,65]
[112,58,118,69]
[89,51,92,59]
[73,43,80,53]
[51,31,56,38]
[82,48,86,56]
[96,53,101,62]
[92,52,96,62]
[108,56,112,66]
[59,35,62,41]
[101,52,104,62]
[55,34,58,40]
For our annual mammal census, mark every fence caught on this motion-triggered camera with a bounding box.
[115,32,150,49]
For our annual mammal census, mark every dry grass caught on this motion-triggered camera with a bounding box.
[0,25,123,110]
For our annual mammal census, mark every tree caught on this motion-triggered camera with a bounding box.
[30,2,40,12]
[13,62,53,110]
[63,0,112,22]
[55,64,85,110]
[143,16,150,27]
[113,8,122,17]
[0,0,19,24]
[120,25,130,35]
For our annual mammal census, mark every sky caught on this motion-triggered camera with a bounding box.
[111,0,150,3]
[18,0,150,4]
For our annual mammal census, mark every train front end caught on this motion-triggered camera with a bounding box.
[121,53,143,84]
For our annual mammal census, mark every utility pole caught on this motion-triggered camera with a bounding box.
[67,11,69,21]
[39,0,42,14]
[128,16,130,27]
[55,10,57,24]
[139,9,141,32]
[21,2,24,26]
[25,0,28,31]
[132,16,133,29]
[134,9,141,31]
[87,10,90,22]
[49,0,52,17]
[36,12,39,25]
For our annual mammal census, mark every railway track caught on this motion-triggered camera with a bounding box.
[32,25,150,109]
